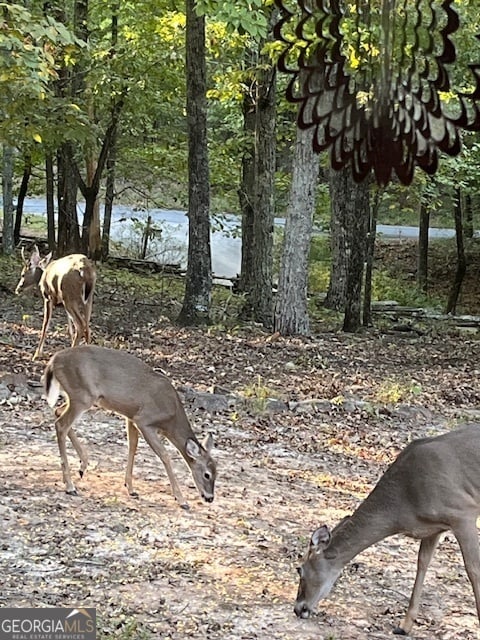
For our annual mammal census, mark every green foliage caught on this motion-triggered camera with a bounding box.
[0,3,82,147]
[195,0,269,38]
[374,378,423,405]
[240,374,279,412]
[371,269,442,308]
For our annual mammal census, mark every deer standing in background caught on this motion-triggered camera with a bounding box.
[15,245,96,360]
[43,345,216,509]
[294,424,480,635]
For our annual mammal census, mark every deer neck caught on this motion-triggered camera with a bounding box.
[33,267,44,286]
[160,399,198,462]
[329,488,399,565]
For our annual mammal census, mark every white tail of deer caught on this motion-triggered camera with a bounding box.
[43,345,216,509]
[15,245,96,360]
[294,424,480,635]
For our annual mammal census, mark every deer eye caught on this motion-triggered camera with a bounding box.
[204,471,212,481]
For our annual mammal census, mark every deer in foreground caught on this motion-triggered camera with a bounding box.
[294,424,480,635]
[15,245,96,360]
[43,345,216,509]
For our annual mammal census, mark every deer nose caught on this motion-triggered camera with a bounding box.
[203,494,214,503]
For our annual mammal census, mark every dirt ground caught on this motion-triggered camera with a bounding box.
[1,248,480,640]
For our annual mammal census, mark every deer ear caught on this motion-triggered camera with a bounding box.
[39,252,53,269]
[29,246,41,267]
[202,433,213,452]
[310,525,332,552]
[185,438,201,460]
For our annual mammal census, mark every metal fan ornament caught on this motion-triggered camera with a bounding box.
[274,0,480,185]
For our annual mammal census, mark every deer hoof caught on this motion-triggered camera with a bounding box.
[393,627,408,636]
[180,502,190,511]
[66,488,79,496]
[129,491,139,499]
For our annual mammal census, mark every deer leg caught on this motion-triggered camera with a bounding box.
[395,533,441,635]
[65,309,83,346]
[68,428,89,478]
[453,520,480,626]
[33,298,53,360]
[139,425,189,510]
[66,313,76,345]
[125,419,140,497]
[84,293,94,344]
[54,401,90,495]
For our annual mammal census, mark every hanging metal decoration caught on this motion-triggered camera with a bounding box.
[274,0,480,185]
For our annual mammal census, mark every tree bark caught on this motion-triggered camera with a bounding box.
[102,136,116,260]
[363,185,381,327]
[45,152,56,251]
[325,167,370,332]
[13,154,32,246]
[245,33,276,328]
[464,193,473,239]
[178,0,211,326]
[274,125,320,335]
[417,201,430,292]
[238,59,256,295]
[57,143,81,255]
[2,144,14,255]
[101,3,120,260]
[445,189,466,314]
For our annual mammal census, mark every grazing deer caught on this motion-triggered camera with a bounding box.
[43,345,216,509]
[294,424,480,635]
[15,245,96,360]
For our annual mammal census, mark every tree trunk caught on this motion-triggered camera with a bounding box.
[2,144,14,255]
[238,60,256,294]
[101,3,120,261]
[363,185,381,327]
[178,0,211,326]
[464,193,473,239]
[246,34,276,328]
[417,201,430,292]
[45,152,56,251]
[57,143,81,255]
[325,167,370,332]
[102,137,116,260]
[445,190,466,314]
[274,125,320,335]
[13,154,32,246]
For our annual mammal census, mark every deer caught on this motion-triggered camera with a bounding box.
[15,245,96,360]
[294,423,480,635]
[42,345,216,510]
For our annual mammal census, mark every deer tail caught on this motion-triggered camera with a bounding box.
[44,363,61,408]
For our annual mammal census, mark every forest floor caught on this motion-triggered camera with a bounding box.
[1,238,480,639]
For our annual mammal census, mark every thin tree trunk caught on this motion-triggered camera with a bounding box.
[464,193,473,239]
[102,138,116,259]
[45,152,56,251]
[13,154,32,246]
[445,190,466,314]
[363,185,381,327]
[2,144,14,255]
[101,3,120,260]
[274,125,320,335]
[178,0,211,326]
[417,201,430,292]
